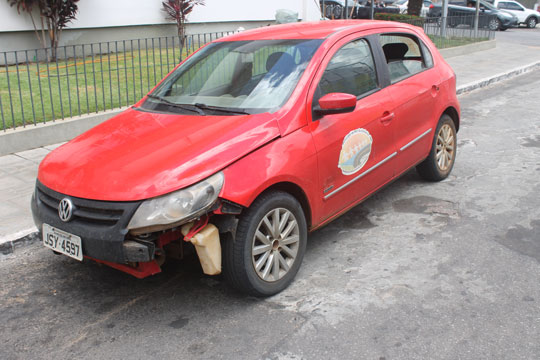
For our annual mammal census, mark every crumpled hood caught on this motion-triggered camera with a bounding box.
[38,108,280,201]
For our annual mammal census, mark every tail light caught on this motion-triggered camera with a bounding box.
[429,4,434,8]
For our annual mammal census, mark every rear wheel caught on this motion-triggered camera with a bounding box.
[527,16,538,28]
[416,114,457,182]
[223,191,307,297]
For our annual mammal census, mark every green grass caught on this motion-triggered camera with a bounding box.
[428,35,489,49]
[0,45,193,129]
[0,35,489,129]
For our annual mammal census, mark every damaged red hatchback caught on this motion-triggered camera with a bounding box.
[32,20,459,296]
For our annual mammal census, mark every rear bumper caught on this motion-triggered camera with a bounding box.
[31,181,150,263]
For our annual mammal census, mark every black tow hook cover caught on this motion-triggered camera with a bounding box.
[123,240,154,262]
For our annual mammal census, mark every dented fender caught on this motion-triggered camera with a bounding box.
[219,126,322,227]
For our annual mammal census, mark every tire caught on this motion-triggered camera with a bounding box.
[416,114,457,182]
[527,16,538,28]
[489,18,501,31]
[333,4,344,19]
[223,191,307,297]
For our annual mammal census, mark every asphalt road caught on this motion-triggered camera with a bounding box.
[496,25,540,46]
[1,71,540,360]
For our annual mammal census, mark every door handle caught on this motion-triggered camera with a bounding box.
[431,85,440,97]
[380,111,394,125]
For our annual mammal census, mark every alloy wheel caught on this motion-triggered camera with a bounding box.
[251,208,300,282]
[435,123,455,171]
[489,19,500,31]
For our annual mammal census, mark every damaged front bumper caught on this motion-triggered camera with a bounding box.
[31,181,227,278]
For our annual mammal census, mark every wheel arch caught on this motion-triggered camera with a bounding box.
[256,182,313,230]
[526,15,539,24]
[442,106,460,132]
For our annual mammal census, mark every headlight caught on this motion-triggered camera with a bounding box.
[127,172,224,232]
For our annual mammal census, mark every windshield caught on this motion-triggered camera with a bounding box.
[141,39,323,115]
[479,0,497,9]
[466,0,497,9]
[396,0,407,5]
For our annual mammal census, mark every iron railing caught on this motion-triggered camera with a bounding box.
[0,19,494,131]
[0,31,235,131]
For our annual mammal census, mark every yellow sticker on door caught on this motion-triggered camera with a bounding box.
[338,129,373,175]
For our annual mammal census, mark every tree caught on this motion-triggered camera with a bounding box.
[407,0,422,16]
[8,0,80,60]
[162,0,205,46]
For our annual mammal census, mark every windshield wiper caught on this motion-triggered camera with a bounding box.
[193,103,250,115]
[146,94,205,115]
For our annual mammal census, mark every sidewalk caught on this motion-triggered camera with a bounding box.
[2,40,540,254]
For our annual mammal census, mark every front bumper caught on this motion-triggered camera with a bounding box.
[31,181,149,263]
[501,17,518,28]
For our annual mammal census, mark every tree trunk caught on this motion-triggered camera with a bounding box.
[178,21,186,48]
[407,0,423,16]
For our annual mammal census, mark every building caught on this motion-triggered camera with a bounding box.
[0,0,323,52]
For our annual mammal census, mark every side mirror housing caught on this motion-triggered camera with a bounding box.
[315,93,357,115]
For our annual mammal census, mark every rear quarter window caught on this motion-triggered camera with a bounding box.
[380,34,431,84]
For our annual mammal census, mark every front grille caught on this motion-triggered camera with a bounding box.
[36,184,128,227]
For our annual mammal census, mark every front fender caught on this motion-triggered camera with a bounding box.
[219,126,320,223]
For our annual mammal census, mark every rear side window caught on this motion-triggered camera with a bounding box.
[503,2,523,10]
[317,39,378,99]
[380,34,429,84]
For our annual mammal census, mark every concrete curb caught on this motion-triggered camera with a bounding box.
[2,58,539,257]
[439,39,496,60]
[0,229,40,256]
[0,108,127,157]
[456,60,540,95]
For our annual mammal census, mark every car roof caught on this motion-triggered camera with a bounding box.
[216,20,421,41]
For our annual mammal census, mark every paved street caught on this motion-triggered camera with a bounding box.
[496,25,540,46]
[1,69,540,359]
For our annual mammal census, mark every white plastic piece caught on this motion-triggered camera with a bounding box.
[275,9,299,24]
[181,222,221,275]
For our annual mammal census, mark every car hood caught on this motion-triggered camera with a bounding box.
[38,108,280,201]
[499,9,516,19]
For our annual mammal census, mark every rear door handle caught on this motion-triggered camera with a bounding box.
[380,112,394,125]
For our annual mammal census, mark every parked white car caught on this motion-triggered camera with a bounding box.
[489,0,540,27]
[394,0,432,17]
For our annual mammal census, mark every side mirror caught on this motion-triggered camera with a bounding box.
[315,93,357,115]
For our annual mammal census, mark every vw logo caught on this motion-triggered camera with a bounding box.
[58,198,74,222]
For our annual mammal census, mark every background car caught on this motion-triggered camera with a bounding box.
[428,0,518,30]
[394,0,433,17]
[320,0,399,19]
[487,0,540,27]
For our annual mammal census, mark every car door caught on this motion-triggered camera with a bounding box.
[378,33,442,176]
[498,1,527,22]
[307,34,397,225]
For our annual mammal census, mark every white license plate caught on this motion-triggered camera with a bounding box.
[43,223,83,261]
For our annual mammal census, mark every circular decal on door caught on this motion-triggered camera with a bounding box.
[338,128,373,175]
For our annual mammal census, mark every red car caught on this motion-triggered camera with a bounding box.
[32,20,459,296]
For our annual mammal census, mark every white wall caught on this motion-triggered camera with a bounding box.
[0,0,322,32]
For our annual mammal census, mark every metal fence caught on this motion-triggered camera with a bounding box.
[0,19,494,131]
[0,31,235,131]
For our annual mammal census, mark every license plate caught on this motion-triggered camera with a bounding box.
[42,223,83,261]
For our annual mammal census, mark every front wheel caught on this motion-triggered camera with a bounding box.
[416,114,457,182]
[489,18,501,31]
[527,16,538,28]
[223,191,307,297]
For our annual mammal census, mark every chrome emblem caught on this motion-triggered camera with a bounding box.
[58,198,74,222]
